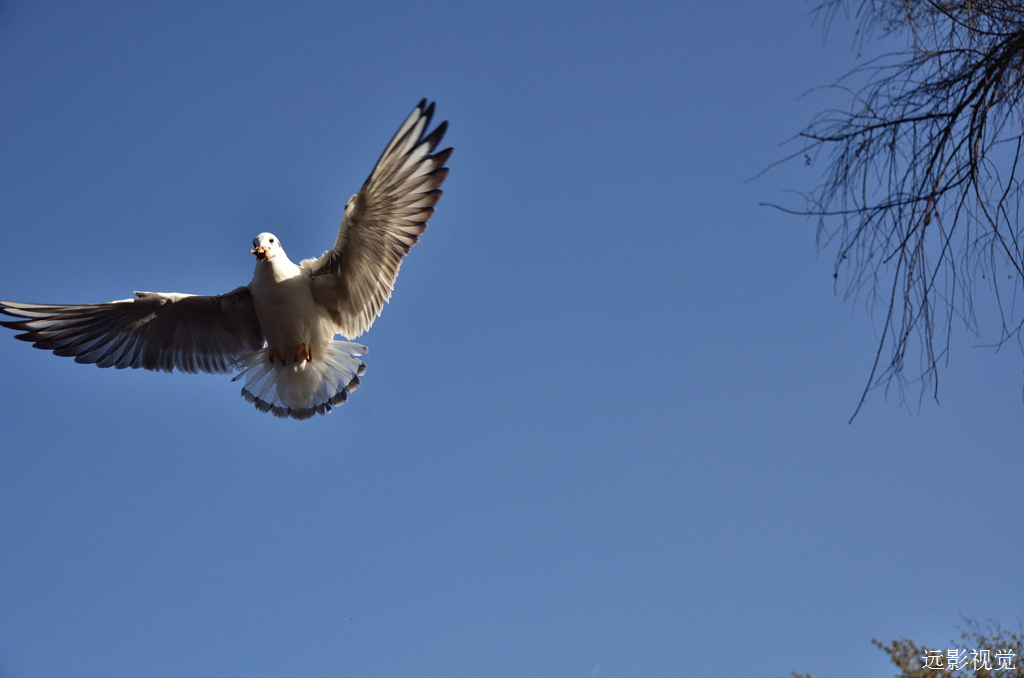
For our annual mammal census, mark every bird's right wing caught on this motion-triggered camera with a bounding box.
[0,287,264,373]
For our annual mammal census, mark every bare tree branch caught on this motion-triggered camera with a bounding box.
[791,0,1024,419]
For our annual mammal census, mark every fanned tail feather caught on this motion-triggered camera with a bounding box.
[232,341,367,420]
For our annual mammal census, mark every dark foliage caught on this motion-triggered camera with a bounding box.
[792,617,1024,678]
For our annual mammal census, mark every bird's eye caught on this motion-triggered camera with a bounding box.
[270,238,275,243]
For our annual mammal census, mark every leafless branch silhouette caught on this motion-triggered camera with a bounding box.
[788,0,1024,419]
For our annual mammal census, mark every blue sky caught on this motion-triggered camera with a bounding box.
[1,2,1022,677]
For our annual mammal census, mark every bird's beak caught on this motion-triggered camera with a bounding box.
[252,246,269,261]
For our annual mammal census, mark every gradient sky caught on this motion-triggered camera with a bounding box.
[1,2,1022,678]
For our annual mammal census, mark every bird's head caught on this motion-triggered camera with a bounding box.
[251,233,282,262]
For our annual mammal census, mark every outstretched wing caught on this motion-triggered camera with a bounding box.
[0,287,264,373]
[301,99,452,338]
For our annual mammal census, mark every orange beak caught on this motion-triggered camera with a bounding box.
[251,246,269,261]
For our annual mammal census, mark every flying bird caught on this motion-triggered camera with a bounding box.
[0,100,451,419]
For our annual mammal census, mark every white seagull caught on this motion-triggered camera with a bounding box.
[0,100,451,419]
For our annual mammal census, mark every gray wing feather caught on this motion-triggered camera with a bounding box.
[0,287,264,373]
[301,99,452,338]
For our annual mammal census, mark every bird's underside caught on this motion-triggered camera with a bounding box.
[0,99,451,419]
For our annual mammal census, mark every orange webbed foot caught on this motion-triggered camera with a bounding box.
[295,343,312,362]
[268,347,286,366]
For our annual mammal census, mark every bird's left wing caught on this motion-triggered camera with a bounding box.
[0,287,264,373]
[301,99,452,338]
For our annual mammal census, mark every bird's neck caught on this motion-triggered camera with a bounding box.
[254,254,301,284]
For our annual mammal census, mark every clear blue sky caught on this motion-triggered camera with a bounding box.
[1,2,1021,677]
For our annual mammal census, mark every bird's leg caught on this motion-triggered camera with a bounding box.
[295,343,312,362]
[268,347,286,366]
